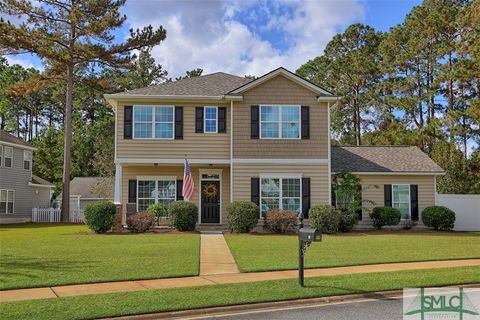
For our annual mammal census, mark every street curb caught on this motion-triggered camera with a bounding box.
[104,283,480,320]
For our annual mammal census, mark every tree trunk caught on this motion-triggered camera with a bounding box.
[61,64,74,223]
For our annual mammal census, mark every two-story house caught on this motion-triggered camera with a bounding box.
[105,67,444,229]
[0,130,54,223]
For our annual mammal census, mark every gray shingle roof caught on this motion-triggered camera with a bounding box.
[70,177,114,199]
[331,146,444,173]
[0,130,34,148]
[31,174,54,187]
[121,72,251,96]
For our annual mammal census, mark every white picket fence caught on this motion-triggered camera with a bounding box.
[32,207,84,223]
[436,194,480,231]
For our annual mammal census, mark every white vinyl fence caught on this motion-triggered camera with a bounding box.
[436,194,480,231]
[32,207,84,223]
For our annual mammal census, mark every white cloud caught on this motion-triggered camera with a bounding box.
[4,55,42,70]
[123,0,364,78]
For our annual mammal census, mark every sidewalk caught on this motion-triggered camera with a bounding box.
[2,258,479,303]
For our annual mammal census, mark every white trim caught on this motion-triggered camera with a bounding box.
[327,102,331,205]
[104,94,243,106]
[132,105,175,140]
[233,158,328,164]
[116,158,231,165]
[392,184,411,218]
[229,68,335,96]
[260,173,303,179]
[259,105,301,140]
[136,175,177,180]
[317,96,340,102]
[114,164,122,204]
[0,141,36,151]
[204,106,218,134]
[28,182,54,188]
[331,171,445,176]
[114,103,118,163]
[230,100,234,202]
[199,168,223,224]
[434,176,437,205]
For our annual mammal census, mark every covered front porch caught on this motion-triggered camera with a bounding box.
[114,162,230,227]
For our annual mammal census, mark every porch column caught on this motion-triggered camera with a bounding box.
[114,164,122,204]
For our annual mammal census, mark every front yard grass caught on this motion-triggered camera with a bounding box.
[1,266,478,320]
[0,224,200,290]
[225,232,480,272]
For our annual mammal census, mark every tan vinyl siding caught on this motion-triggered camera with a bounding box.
[116,102,230,160]
[232,163,329,205]
[121,164,230,224]
[358,174,436,221]
[233,75,329,159]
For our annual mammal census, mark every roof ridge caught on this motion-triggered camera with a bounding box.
[333,145,417,148]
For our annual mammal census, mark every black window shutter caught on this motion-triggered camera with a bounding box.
[128,180,137,203]
[251,177,260,207]
[302,178,311,218]
[251,105,259,139]
[356,184,362,220]
[124,106,133,139]
[174,106,183,139]
[384,184,392,207]
[195,107,204,133]
[410,185,418,220]
[218,107,227,133]
[176,180,184,201]
[301,106,310,139]
[331,185,336,207]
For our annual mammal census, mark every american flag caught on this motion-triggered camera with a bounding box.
[182,159,194,201]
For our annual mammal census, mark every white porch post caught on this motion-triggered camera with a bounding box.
[114,164,122,204]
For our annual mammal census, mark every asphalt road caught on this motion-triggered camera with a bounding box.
[187,297,404,320]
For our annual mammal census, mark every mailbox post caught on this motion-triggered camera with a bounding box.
[297,212,321,287]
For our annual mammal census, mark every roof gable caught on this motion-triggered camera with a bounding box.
[0,130,36,151]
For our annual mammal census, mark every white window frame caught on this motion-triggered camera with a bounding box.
[0,189,14,214]
[259,105,301,140]
[259,174,302,218]
[132,105,175,140]
[136,176,177,212]
[0,145,3,167]
[24,150,32,171]
[392,184,411,218]
[3,146,13,168]
[204,106,218,133]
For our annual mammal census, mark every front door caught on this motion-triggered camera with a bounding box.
[201,180,220,223]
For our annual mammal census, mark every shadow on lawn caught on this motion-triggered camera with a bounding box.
[302,284,399,301]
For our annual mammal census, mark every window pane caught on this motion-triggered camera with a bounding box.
[155,107,173,122]
[261,198,279,214]
[261,122,279,138]
[261,178,280,197]
[282,179,300,197]
[24,161,30,170]
[261,106,279,121]
[205,119,217,133]
[393,185,409,202]
[282,122,300,138]
[0,190,6,201]
[138,181,156,198]
[155,123,173,138]
[135,123,153,138]
[0,202,5,214]
[281,106,299,122]
[7,191,14,201]
[4,158,12,168]
[282,198,301,213]
[394,203,410,218]
[205,107,217,120]
[5,147,12,157]
[134,106,153,121]
[158,180,176,199]
[138,199,155,212]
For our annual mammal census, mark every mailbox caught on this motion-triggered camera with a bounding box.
[299,227,321,242]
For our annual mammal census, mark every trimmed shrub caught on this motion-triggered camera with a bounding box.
[264,209,298,234]
[309,205,342,234]
[422,206,456,231]
[339,212,358,232]
[370,207,401,229]
[83,201,116,234]
[168,201,198,231]
[127,212,155,233]
[147,203,168,218]
[227,201,259,233]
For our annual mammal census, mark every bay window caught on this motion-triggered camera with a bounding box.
[137,178,176,211]
[392,184,410,218]
[260,177,301,216]
[133,106,174,139]
[260,105,300,139]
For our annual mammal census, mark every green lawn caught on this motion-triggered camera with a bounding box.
[1,266,478,320]
[0,224,200,290]
[225,232,480,272]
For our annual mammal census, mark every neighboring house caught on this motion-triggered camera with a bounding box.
[0,130,54,223]
[70,177,114,210]
[105,67,444,229]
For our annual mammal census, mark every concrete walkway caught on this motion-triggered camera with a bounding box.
[200,234,239,275]
[1,259,479,303]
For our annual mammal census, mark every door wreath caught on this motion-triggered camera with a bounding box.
[203,183,218,198]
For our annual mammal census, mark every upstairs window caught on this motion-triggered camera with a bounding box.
[133,106,174,139]
[204,106,218,133]
[24,150,32,170]
[4,146,13,168]
[260,105,300,139]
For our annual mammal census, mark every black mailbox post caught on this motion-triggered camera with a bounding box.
[297,213,321,287]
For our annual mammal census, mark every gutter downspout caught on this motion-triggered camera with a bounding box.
[230,99,234,203]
